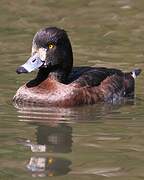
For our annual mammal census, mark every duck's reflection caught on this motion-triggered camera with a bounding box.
[14,100,136,177]
[36,124,72,153]
[18,122,72,177]
[18,123,72,153]
[27,156,71,177]
[15,103,73,177]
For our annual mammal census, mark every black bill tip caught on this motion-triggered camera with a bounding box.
[16,66,28,74]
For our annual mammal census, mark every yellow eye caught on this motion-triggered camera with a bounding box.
[48,44,54,49]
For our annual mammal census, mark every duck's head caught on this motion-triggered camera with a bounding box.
[16,27,73,82]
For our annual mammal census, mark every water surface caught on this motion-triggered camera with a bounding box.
[0,0,144,179]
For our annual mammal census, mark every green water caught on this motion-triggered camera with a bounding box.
[0,0,144,179]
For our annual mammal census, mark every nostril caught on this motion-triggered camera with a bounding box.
[32,59,36,62]
[16,66,28,74]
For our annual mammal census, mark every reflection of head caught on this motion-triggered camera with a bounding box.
[36,123,72,153]
[27,156,71,177]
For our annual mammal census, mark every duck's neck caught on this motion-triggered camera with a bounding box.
[26,68,68,88]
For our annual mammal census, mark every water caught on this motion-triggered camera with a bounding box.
[0,0,144,179]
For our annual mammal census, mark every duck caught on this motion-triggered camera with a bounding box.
[13,27,141,107]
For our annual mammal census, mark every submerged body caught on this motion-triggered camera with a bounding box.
[13,27,141,107]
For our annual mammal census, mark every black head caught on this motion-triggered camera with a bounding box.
[16,27,73,83]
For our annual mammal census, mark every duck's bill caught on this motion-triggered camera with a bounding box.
[16,53,44,74]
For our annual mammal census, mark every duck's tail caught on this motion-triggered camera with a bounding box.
[131,68,142,79]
